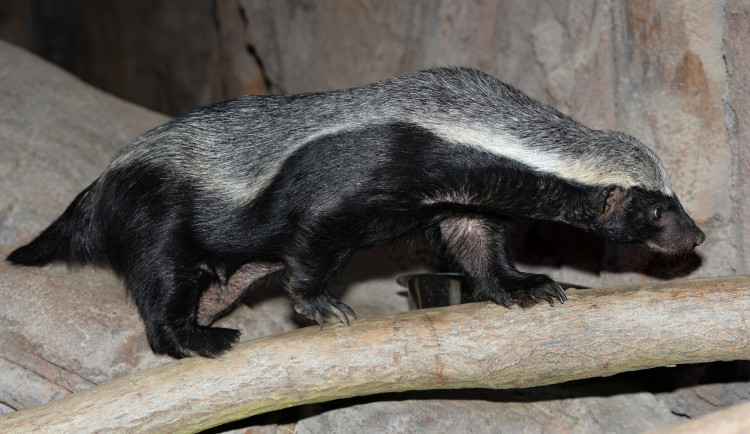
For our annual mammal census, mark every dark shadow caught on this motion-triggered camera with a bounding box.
[512,221,703,280]
[620,361,750,394]
[511,220,605,274]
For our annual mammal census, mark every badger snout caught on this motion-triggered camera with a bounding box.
[645,219,705,256]
[683,218,706,250]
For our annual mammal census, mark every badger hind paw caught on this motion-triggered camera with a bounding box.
[294,294,357,329]
[156,325,241,358]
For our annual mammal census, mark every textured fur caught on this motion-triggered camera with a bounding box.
[8,67,704,358]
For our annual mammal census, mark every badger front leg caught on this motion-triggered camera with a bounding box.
[431,214,566,308]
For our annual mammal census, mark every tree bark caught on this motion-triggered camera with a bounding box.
[1,276,748,433]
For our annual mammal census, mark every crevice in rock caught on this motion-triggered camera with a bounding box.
[235,0,279,94]
[245,43,276,93]
[668,409,693,420]
[0,401,17,413]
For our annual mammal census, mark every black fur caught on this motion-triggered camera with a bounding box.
[8,72,705,358]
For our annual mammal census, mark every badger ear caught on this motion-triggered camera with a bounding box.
[600,187,629,217]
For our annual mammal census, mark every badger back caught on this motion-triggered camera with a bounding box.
[104,67,673,203]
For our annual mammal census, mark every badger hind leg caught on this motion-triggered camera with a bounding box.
[128,255,241,358]
[197,261,286,326]
[430,214,567,308]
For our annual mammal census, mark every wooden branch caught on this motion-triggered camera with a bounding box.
[1,276,748,433]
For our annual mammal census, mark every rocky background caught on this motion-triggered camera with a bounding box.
[0,1,748,433]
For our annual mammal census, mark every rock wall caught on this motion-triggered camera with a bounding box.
[726,0,750,280]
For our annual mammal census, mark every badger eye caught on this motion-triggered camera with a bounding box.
[652,207,663,220]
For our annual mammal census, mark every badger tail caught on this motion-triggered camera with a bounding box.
[7,183,101,267]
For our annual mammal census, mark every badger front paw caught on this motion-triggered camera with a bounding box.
[475,274,567,308]
[509,274,567,307]
[293,293,358,328]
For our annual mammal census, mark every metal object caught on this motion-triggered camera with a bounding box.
[397,273,471,309]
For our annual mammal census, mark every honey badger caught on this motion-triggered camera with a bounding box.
[8,67,705,358]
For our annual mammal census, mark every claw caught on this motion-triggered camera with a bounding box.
[329,304,350,326]
[542,292,555,307]
[301,296,358,329]
[552,281,567,304]
[336,302,358,320]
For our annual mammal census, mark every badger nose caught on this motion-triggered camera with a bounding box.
[694,230,706,247]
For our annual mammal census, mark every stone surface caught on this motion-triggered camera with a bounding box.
[646,362,750,420]
[601,1,734,285]
[659,382,750,420]
[0,40,168,246]
[293,382,682,434]
[725,0,750,277]
[0,246,168,399]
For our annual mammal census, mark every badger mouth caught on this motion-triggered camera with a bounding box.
[644,240,683,256]
[643,237,703,256]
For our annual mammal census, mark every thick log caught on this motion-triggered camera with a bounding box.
[0,276,748,433]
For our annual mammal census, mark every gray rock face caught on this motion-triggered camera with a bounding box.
[0,41,169,246]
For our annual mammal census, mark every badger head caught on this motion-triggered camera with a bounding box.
[594,186,705,255]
